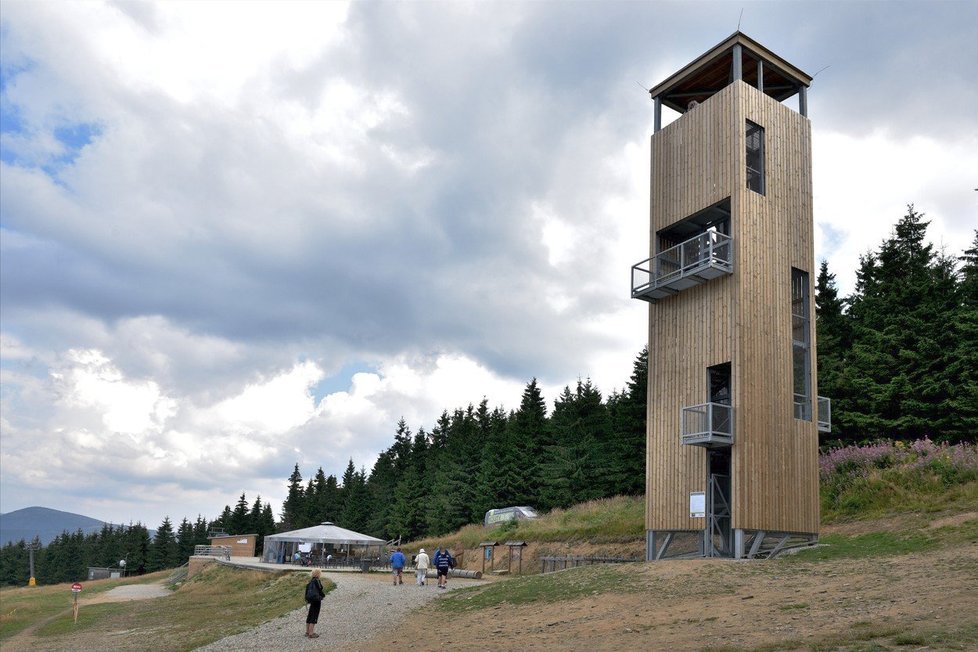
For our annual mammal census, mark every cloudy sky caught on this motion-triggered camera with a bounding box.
[1,1,976,528]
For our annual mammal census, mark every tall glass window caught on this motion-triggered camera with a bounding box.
[746,121,765,195]
[792,268,811,420]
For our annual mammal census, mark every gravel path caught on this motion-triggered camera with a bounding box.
[195,572,483,651]
[101,583,172,600]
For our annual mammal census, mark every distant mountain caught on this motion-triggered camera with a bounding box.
[0,506,106,546]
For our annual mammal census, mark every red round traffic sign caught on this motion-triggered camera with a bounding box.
[71,582,82,592]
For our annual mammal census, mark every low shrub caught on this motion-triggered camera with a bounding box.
[820,438,978,520]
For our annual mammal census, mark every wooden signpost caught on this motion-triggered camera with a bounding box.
[71,582,82,623]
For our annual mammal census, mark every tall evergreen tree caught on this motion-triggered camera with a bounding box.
[339,461,370,532]
[843,205,958,441]
[0,540,30,586]
[192,516,210,548]
[229,492,250,534]
[124,523,151,573]
[389,429,431,540]
[149,517,180,571]
[250,495,274,554]
[540,379,614,509]
[815,260,848,442]
[214,505,233,532]
[475,405,520,512]
[176,518,196,562]
[280,463,305,531]
[364,451,398,539]
[427,407,481,535]
[947,231,978,439]
[507,379,549,504]
[607,347,648,495]
[305,468,329,525]
[260,503,277,544]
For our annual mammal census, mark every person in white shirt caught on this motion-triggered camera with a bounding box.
[414,548,430,586]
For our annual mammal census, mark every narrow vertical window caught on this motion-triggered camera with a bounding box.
[708,362,732,437]
[792,268,811,420]
[746,121,765,195]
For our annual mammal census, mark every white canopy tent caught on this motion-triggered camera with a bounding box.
[263,522,386,565]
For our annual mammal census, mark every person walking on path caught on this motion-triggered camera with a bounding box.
[432,546,454,589]
[304,568,326,638]
[390,547,406,585]
[414,548,430,586]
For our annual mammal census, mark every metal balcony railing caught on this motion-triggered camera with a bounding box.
[793,393,811,421]
[794,395,831,432]
[681,402,733,447]
[817,396,831,433]
[632,231,733,302]
[193,545,231,560]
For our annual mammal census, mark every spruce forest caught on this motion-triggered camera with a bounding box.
[3,206,975,585]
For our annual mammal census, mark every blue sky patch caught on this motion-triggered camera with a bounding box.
[53,122,101,163]
[311,361,377,403]
[0,54,34,139]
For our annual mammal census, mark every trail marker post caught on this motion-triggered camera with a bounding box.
[71,582,82,623]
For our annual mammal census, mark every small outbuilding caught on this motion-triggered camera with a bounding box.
[208,533,257,557]
[263,522,385,567]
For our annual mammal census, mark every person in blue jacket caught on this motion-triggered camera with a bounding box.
[432,546,454,589]
[390,547,406,585]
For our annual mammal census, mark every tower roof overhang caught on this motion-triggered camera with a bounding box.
[649,31,812,114]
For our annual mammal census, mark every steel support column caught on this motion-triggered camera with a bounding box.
[734,528,745,559]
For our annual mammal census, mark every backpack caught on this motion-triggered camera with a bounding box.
[305,579,321,603]
[449,555,456,569]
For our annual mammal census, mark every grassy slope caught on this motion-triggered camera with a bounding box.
[0,565,332,651]
[413,494,646,553]
[0,570,169,640]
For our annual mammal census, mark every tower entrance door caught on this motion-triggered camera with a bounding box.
[706,449,732,557]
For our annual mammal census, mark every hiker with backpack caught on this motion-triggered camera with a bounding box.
[432,546,455,589]
[304,568,326,638]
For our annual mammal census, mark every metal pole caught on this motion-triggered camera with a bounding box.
[28,542,39,586]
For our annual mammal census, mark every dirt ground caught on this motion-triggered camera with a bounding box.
[352,516,978,652]
[6,513,976,651]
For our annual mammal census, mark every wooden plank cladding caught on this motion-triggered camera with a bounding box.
[733,82,818,534]
[646,83,736,532]
[645,79,819,539]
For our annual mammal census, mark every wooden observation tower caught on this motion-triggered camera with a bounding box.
[632,32,830,560]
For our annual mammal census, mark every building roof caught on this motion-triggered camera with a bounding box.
[265,522,385,546]
[209,533,257,540]
[649,31,812,114]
